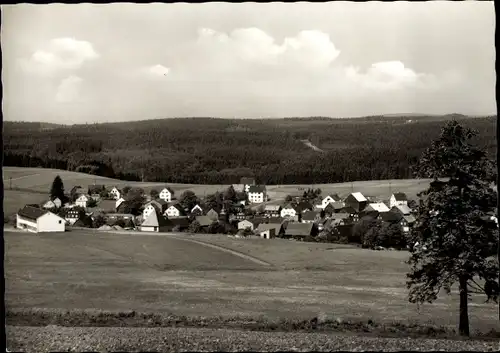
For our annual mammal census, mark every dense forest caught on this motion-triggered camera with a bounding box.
[3,114,497,185]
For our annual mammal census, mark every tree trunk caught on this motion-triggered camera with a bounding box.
[459,276,470,336]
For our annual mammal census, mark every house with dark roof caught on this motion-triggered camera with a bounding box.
[88,185,106,198]
[140,209,170,232]
[17,205,66,233]
[264,204,281,218]
[344,192,368,213]
[143,200,168,219]
[159,187,174,202]
[301,211,317,223]
[280,204,299,221]
[248,185,267,204]
[255,222,284,239]
[285,222,317,239]
[206,208,220,222]
[389,192,408,208]
[391,204,412,216]
[195,215,213,229]
[109,186,122,200]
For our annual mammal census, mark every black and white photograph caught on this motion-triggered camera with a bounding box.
[2,1,498,351]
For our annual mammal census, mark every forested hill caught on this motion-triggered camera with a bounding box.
[3,115,497,185]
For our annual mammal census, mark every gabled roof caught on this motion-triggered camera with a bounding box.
[167,204,185,213]
[248,185,266,193]
[98,200,117,212]
[195,216,213,227]
[76,194,90,199]
[191,204,203,212]
[330,212,350,220]
[301,211,317,221]
[141,209,169,227]
[238,219,253,226]
[264,204,281,211]
[380,211,404,223]
[18,206,49,221]
[392,192,408,201]
[256,222,282,234]
[403,215,417,224]
[392,204,412,215]
[348,192,367,202]
[282,203,298,211]
[160,186,174,193]
[296,201,313,213]
[240,177,256,185]
[328,201,344,210]
[110,186,122,192]
[324,194,342,202]
[340,206,357,214]
[286,222,314,236]
[365,202,390,213]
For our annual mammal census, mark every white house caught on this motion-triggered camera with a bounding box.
[115,197,126,210]
[159,187,174,202]
[389,193,408,209]
[280,204,298,219]
[75,194,90,208]
[164,204,185,218]
[17,206,66,233]
[140,210,169,232]
[143,200,168,219]
[109,187,122,200]
[65,209,81,225]
[248,185,267,204]
[318,195,342,209]
[237,219,254,231]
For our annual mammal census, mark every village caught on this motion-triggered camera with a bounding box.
[12,175,418,248]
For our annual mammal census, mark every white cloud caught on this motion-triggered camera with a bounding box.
[55,75,83,103]
[144,64,170,78]
[196,27,340,70]
[344,61,434,91]
[20,37,99,76]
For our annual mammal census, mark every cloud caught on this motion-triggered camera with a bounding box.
[196,27,340,71]
[344,61,435,91]
[20,37,99,76]
[142,64,170,78]
[55,75,83,103]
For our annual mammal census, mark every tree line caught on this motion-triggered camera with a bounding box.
[3,116,496,184]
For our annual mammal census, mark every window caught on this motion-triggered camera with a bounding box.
[59,220,62,224]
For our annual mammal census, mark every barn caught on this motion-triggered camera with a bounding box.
[16,205,66,233]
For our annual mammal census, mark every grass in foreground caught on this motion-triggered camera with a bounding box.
[5,231,499,336]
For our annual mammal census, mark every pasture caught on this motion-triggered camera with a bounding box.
[3,190,49,217]
[4,230,499,332]
[3,167,437,215]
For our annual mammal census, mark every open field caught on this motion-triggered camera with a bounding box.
[8,326,500,352]
[3,190,50,217]
[3,167,437,214]
[5,230,499,333]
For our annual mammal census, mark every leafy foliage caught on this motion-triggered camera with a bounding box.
[4,116,495,184]
[406,120,498,336]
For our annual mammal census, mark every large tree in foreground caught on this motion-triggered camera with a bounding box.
[407,120,498,336]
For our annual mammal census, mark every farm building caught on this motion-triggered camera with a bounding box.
[389,192,408,208]
[255,222,284,239]
[264,204,281,218]
[318,194,342,209]
[43,198,60,209]
[109,187,122,200]
[238,219,254,231]
[280,204,299,219]
[159,187,174,202]
[344,192,368,213]
[143,200,168,219]
[285,222,317,239]
[164,203,186,218]
[140,209,169,232]
[75,194,90,208]
[296,201,314,213]
[64,209,81,225]
[16,206,66,233]
[248,185,267,204]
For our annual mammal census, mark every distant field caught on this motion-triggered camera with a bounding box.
[3,190,49,217]
[4,231,498,331]
[3,167,436,214]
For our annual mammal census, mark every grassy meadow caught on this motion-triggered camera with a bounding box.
[5,230,499,333]
[3,166,437,215]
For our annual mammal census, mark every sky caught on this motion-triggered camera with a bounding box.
[1,2,496,123]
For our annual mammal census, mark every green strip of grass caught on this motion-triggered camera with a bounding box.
[6,308,500,341]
